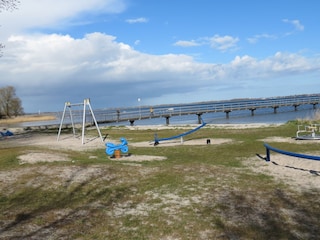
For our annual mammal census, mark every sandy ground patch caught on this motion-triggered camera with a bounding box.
[5,133,168,163]
[250,136,320,190]
[1,133,106,151]
[261,136,320,144]
[130,138,234,147]
[18,152,70,164]
[109,154,167,162]
[247,153,320,191]
[2,132,232,163]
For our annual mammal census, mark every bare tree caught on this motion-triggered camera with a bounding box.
[0,86,24,118]
[0,0,19,12]
[0,0,20,56]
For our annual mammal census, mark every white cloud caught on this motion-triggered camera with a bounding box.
[247,33,277,44]
[125,17,149,24]
[134,40,141,45]
[247,19,304,44]
[174,35,239,51]
[208,35,239,51]
[173,40,200,47]
[283,19,304,31]
[1,32,319,112]
[0,0,127,40]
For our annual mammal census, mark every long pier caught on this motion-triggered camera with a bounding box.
[94,94,320,125]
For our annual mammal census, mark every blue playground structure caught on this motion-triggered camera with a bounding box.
[263,142,320,161]
[154,118,207,145]
[105,138,129,156]
[0,129,13,137]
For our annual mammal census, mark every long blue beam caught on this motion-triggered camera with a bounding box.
[155,121,206,143]
[263,142,320,161]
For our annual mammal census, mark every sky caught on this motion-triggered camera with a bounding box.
[0,0,320,113]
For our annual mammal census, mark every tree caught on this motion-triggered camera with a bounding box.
[0,0,19,11]
[0,0,20,56]
[0,86,24,118]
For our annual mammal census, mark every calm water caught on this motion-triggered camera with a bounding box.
[117,105,316,126]
[20,104,317,127]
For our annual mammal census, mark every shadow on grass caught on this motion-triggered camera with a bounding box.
[0,166,127,239]
[207,188,320,239]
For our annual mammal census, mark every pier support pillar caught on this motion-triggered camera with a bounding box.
[225,110,231,119]
[293,104,299,111]
[197,113,203,124]
[249,108,256,116]
[273,106,279,114]
[312,103,317,109]
[165,116,170,125]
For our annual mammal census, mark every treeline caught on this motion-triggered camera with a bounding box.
[0,86,24,119]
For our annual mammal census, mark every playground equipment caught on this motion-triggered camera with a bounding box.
[0,129,13,137]
[154,118,207,145]
[296,124,320,140]
[106,138,129,157]
[263,142,320,162]
[57,98,103,145]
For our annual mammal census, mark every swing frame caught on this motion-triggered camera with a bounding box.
[57,98,103,145]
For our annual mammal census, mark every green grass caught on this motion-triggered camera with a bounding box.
[0,122,319,239]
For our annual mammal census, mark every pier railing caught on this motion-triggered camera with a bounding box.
[60,94,320,125]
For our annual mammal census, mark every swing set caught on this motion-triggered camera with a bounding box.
[57,98,103,145]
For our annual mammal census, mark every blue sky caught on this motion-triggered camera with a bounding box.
[0,0,319,113]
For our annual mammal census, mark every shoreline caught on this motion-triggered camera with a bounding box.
[0,114,56,127]
[2,122,285,134]
[121,122,284,130]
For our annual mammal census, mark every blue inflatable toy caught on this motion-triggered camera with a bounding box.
[105,137,129,156]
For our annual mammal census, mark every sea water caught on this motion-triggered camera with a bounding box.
[102,104,317,126]
[21,104,317,127]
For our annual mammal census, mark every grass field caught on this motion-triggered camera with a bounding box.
[0,121,319,239]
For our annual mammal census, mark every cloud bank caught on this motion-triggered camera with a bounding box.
[1,32,319,112]
[0,1,319,112]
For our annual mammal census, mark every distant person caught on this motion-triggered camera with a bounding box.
[116,109,120,121]
[150,107,154,116]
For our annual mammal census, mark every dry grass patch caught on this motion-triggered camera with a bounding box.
[0,114,56,124]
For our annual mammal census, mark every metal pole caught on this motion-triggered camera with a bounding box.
[68,103,76,137]
[87,99,104,143]
[138,98,141,119]
[57,102,68,141]
[82,99,86,145]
